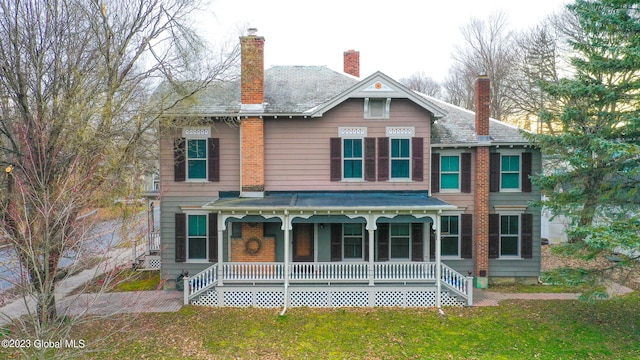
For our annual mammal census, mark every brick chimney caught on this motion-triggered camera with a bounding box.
[240,28,265,197]
[474,74,490,288]
[343,49,360,77]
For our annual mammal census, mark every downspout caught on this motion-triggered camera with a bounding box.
[280,210,290,316]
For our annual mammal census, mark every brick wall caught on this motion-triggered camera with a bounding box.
[240,34,264,105]
[475,75,490,136]
[241,117,264,192]
[230,223,275,262]
[343,49,360,78]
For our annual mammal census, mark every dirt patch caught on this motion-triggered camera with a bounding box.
[542,244,640,291]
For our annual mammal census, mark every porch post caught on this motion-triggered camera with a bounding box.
[283,211,290,308]
[368,214,375,286]
[435,210,442,308]
[217,213,224,286]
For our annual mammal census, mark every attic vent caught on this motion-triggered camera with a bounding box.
[364,98,391,119]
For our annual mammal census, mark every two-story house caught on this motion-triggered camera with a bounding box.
[158,30,541,308]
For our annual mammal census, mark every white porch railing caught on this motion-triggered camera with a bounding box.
[186,261,472,305]
[290,262,369,281]
[148,232,160,253]
[374,262,437,281]
[224,262,284,281]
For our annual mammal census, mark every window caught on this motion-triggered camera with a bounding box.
[500,215,519,256]
[343,223,364,259]
[501,155,520,189]
[230,222,242,238]
[365,98,390,119]
[390,224,410,259]
[390,138,410,178]
[441,156,460,190]
[187,214,208,260]
[187,139,207,180]
[441,216,460,256]
[343,139,363,179]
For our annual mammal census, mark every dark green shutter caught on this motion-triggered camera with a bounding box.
[377,223,389,261]
[521,213,533,258]
[411,223,423,261]
[461,214,473,259]
[174,138,186,182]
[175,213,186,262]
[331,224,342,261]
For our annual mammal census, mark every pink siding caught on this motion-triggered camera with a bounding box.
[264,99,433,191]
[159,122,240,197]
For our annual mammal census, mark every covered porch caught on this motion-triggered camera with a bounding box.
[183,191,473,307]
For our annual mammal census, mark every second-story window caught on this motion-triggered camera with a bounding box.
[187,139,207,180]
[501,155,520,190]
[343,138,363,179]
[441,156,460,190]
[390,138,410,179]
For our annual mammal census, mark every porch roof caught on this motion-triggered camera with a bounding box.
[202,191,456,212]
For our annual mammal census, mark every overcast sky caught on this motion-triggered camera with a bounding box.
[199,0,569,82]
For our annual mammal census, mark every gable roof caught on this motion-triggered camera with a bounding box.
[157,66,529,145]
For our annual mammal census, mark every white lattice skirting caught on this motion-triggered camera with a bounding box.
[143,255,162,270]
[190,285,466,307]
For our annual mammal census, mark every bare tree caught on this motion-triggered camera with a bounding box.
[443,12,518,121]
[399,72,442,98]
[0,0,238,357]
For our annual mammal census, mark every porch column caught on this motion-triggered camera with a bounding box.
[435,211,442,308]
[368,216,375,286]
[217,213,224,286]
[283,211,290,308]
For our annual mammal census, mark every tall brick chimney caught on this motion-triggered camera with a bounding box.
[240,28,265,197]
[343,49,360,77]
[474,74,490,288]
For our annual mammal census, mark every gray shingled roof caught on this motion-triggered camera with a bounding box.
[422,94,529,145]
[157,66,528,145]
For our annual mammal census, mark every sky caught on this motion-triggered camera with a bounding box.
[198,0,569,83]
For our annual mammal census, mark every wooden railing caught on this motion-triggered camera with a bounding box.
[147,232,160,253]
[186,261,472,305]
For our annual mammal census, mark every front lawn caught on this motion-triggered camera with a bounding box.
[4,292,636,359]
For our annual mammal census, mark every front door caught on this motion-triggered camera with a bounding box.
[292,223,314,262]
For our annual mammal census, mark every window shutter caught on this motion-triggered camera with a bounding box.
[429,226,435,261]
[208,138,220,182]
[431,153,440,193]
[331,223,342,261]
[377,223,389,261]
[490,152,501,192]
[364,137,376,181]
[489,214,500,258]
[377,137,389,181]
[461,153,471,193]
[411,223,424,261]
[411,137,424,181]
[174,138,186,182]
[208,213,218,262]
[521,213,533,259]
[364,231,370,261]
[522,152,532,193]
[330,138,342,181]
[461,214,473,259]
[175,213,186,262]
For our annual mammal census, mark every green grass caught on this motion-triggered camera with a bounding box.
[4,292,634,359]
[490,283,583,293]
[112,270,161,292]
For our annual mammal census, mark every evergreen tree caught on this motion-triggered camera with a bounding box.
[527,0,640,277]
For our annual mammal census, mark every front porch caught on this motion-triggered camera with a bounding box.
[184,261,473,307]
